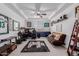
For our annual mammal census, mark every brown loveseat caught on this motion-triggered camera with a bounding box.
[48,32,66,46]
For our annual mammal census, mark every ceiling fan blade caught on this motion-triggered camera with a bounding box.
[41,13,47,15]
[37,13,40,15]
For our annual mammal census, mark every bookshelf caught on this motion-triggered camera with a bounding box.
[67,20,79,56]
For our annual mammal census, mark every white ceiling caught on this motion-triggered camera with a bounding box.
[4,3,73,20]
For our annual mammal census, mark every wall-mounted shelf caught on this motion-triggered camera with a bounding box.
[51,14,68,25]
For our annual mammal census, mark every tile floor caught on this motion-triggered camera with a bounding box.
[9,37,68,56]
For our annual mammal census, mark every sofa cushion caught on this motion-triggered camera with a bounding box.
[53,33,62,40]
[54,35,61,40]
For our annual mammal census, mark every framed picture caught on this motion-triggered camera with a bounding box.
[27,22,31,27]
[13,20,20,31]
[44,23,49,27]
[0,14,9,35]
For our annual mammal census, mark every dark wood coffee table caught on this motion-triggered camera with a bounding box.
[21,40,50,52]
[0,43,17,56]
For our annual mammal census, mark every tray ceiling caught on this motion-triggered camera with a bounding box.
[4,3,73,20]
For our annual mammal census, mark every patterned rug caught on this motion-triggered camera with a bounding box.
[21,40,50,52]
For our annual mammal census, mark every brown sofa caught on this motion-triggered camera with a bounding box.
[48,32,66,46]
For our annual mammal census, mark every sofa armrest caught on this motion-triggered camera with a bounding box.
[59,34,66,43]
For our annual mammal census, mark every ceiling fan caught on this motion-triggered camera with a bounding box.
[36,11,47,18]
[19,3,48,18]
[33,3,47,18]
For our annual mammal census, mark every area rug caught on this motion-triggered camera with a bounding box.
[21,40,50,52]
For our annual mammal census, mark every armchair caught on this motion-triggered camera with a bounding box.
[48,32,66,46]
